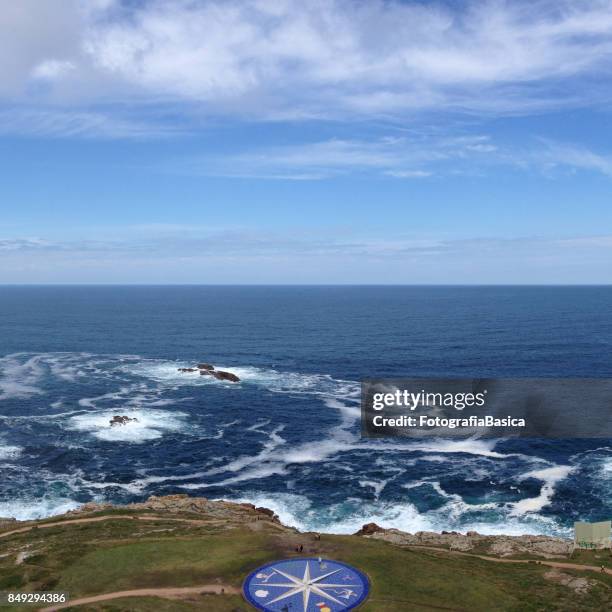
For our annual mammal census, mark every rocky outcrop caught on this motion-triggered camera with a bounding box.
[355,525,573,557]
[354,522,385,536]
[178,362,240,382]
[212,370,240,382]
[109,415,139,427]
[544,569,593,594]
[66,495,282,526]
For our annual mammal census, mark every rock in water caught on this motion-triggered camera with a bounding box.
[109,415,139,427]
[212,370,240,382]
[197,363,215,370]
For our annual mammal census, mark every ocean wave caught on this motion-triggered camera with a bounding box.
[227,489,571,537]
[0,496,80,521]
[67,409,188,442]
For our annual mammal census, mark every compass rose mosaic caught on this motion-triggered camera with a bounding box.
[243,557,369,611]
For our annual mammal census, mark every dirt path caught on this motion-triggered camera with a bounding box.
[0,514,222,540]
[39,584,240,611]
[409,544,612,575]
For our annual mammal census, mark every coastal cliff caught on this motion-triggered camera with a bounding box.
[5,494,575,559]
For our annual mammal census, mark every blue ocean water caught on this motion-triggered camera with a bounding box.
[0,286,610,536]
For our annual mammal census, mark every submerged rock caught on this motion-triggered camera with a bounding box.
[197,363,215,371]
[109,415,139,427]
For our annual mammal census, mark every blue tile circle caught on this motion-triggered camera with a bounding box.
[243,557,370,611]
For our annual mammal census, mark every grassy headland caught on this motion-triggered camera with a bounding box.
[0,496,610,611]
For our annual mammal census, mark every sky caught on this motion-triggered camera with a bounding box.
[1,0,612,284]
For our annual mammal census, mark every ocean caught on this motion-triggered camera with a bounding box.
[0,285,610,537]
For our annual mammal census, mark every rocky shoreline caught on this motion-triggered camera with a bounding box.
[355,521,573,557]
[0,494,573,559]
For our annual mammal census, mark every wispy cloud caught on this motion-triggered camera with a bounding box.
[0,107,178,139]
[2,1,612,137]
[168,132,612,181]
[180,134,496,179]
[534,139,612,177]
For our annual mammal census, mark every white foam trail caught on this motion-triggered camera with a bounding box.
[67,409,187,442]
[247,419,271,431]
[510,465,573,516]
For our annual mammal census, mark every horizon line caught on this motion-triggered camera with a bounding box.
[1,283,611,288]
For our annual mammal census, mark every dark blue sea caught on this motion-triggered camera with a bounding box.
[0,286,610,536]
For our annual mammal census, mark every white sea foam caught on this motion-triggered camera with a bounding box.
[0,496,80,521]
[226,492,434,534]
[227,488,570,538]
[0,354,45,400]
[0,444,22,460]
[510,465,573,516]
[358,479,388,498]
[67,409,187,442]
[129,360,360,400]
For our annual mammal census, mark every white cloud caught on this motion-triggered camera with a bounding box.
[1,0,612,127]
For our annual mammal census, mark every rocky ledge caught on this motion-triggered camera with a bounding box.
[354,522,572,558]
[178,362,240,382]
[66,494,285,527]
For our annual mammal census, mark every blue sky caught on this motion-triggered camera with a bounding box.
[1,0,612,283]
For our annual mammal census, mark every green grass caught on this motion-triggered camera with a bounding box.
[568,548,612,568]
[55,530,277,594]
[0,515,610,612]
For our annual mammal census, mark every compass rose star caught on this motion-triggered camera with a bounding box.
[254,561,361,611]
